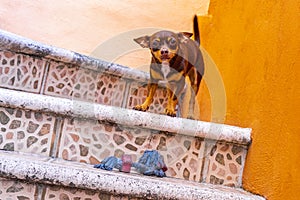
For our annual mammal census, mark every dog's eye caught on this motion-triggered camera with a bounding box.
[168,38,177,49]
[151,40,160,51]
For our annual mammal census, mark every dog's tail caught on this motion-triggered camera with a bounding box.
[193,15,200,46]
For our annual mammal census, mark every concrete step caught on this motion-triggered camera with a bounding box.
[0,87,251,188]
[0,150,264,200]
[0,29,168,115]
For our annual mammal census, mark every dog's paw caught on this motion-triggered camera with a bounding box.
[133,104,149,112]
[187,116,195,120]
[165,108,177,117]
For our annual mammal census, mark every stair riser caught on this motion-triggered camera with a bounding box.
[0,178,136,200]
[0,104,247,187]
[0,50,167,114]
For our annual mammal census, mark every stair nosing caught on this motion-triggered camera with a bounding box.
[0,29,149,82]
[0,88,251,145]
[0,150,265,200]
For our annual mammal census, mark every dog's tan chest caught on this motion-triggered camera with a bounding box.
[161,63,170,81]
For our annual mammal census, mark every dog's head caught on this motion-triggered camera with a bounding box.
[134,31,192,64]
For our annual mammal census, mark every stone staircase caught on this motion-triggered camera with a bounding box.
[0,30,265,200]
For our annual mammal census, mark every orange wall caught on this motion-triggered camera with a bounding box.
[199,0,300,199]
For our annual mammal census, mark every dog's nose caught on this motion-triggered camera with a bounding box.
[161,48,169,55]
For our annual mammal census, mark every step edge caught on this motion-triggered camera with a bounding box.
[0,29,149,82]
[0,150,265,200]
[0,88,251,145]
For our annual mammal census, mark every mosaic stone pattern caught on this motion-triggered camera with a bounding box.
[58,118,205,181]
[45,61,126,107]
[59,118,148,164]
[149,134,204,181]
[205,142,247,187]
[127,82,168,114]
[0,50,46,93]
[44,185,141,200]
[0,178,37,200]
[95,75,126,107]
[0,107,56,156]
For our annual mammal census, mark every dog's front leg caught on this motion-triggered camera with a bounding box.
[133,83,158,112]
[165,87,178,117]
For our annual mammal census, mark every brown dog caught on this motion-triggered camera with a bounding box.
[133,15,204,118]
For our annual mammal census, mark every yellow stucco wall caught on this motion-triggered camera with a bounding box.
[198,0,300,199]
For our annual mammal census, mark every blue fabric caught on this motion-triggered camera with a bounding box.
[94,156,122,171]
[94,150,167,177]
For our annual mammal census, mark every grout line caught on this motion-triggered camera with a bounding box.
[197,138,206,182]
[49,116,64,158]
[237,147,248,187]
[200,140,214,183]
[35,184,46,200]
[121,79,132,108]
[39,60,50,95]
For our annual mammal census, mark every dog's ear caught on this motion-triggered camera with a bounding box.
[178,32,193,43]
[134,36,150,48]
[182,32,193,38]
